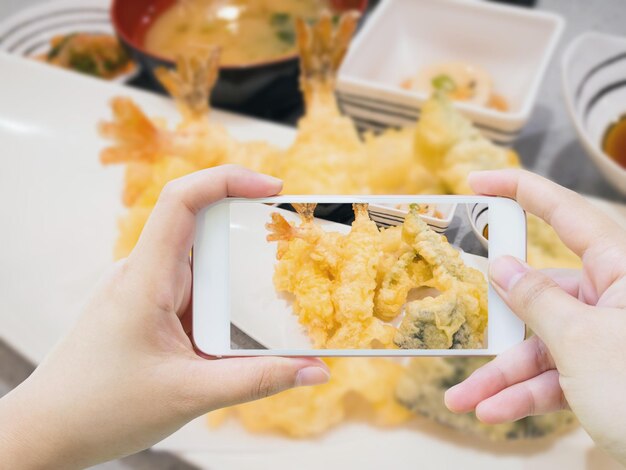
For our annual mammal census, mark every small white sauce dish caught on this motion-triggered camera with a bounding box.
[337,0,564,145]
[561,31,626,195]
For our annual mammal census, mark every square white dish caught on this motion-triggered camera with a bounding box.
[337,0,564,145]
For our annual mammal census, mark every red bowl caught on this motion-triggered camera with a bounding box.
[111,0,369,117]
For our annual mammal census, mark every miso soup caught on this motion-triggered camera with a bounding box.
[144,0,334,66]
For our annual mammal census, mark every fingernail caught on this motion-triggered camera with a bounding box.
[443,388,456,412]
[295,366,330,387]
[490,256,530,291]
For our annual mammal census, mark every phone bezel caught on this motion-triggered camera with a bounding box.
[193,195,526,357]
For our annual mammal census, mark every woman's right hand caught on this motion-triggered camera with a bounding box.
[445,169,626,465]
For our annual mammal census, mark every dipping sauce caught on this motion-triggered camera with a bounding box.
[482,224,489,240]
[144,0,334,66]
[602,114,626,170]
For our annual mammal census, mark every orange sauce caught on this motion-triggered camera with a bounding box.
[603,114,626,169]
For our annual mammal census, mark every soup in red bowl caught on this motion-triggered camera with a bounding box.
[111,0,368,116]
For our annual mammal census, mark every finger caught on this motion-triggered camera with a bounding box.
[598,276,626,309]
[445,335,555,413]
[132,165,282,269]
[468,169,623,258]
[490,255,588,347]
[475,369,568,424]
[179,302,192,335]
[186,356,330,413]
[542,268,581,297]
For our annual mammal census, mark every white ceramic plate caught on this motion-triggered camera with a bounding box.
[0,51,621,470]
[0,0,137,82]
[229,203,485,350]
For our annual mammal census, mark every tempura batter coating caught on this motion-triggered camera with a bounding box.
[396,357,577,440]
[373,252,433,322]
[364,127,444,195]
[209,357,412,437]
[527,214,581,269]
[279,13,369,194]
[99,51,282,257]
[269,203,487,350]
[268,204,396,349]
[397,292,465,349]
[395,205,488,349]
[414,92,478,173]
[327,204,396,348]
[440,138,520,194]
[266,204,339,346]
[413,92,520,194]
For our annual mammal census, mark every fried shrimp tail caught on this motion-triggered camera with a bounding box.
[98,97,163,165]
[154,48,220,122]
[266,213,297,243]
[266,204,323,259]
[291,203,317,223]
[266,204,319,242]
[281,11,368,195]
[296,10,359,106]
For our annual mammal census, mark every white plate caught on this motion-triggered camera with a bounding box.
[0,0,138,82]
[230,203,486,349]
[0,51,622,470]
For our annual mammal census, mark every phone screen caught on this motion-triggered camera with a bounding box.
[228,201,489,351]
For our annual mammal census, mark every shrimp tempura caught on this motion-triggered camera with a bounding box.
[268,204,396,349]
[279,12,369,194]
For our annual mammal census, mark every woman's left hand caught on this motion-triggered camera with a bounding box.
[0,165,329,469]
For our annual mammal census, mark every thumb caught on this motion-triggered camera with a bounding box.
[490,256,587,349]
[185,356,330,413]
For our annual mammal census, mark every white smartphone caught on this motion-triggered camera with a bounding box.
[192,196,526,357]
